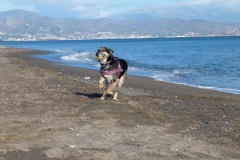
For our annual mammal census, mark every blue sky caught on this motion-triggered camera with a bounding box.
[0,0,240,22]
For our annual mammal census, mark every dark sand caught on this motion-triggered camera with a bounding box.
[0,46,239,159]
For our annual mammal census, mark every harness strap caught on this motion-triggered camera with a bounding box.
[100,60,123,78]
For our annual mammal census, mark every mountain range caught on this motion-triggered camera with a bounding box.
[0,10,240,41]
[109,5,240,23]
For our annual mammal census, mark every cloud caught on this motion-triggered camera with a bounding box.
[70,1,117,18]
[1,0,119,19]
[1,0,147,18]
[1,0,240,21]
[0,0,35,12]
[159,0,240,22]
[100,10,114,18]
[188,0,240,12]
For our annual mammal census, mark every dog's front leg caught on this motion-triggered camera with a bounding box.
[100,91,107,100]
[99,76,105,88]
[100,80,109,100]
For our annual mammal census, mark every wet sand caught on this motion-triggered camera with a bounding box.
[0,46,240,159]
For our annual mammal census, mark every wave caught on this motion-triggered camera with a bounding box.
[60,51,96,62]
[151,69,196,81]
[173,69,196,76]
[55,49,75,53]
[198,86,240,95]
[150,69,240,95]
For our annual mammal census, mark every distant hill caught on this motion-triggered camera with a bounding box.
[0,10,135,34]
[0,10,239,41]
[108,6,240,23]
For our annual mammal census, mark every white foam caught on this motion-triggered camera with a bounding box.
[151,71,176,82]
[151,70,240,95]
[198,86,240,95]
[60,51,95,62]
[55,49,76,53]
[173,69,196,76]
[94,64,101,68]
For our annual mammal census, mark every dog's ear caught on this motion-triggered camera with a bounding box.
[98,47,114,54]
[107,49,114,54]
[98,47,104,52]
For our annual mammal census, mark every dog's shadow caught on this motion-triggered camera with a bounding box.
[75,92,101,99]
[75,92,113,99]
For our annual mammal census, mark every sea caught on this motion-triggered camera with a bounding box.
[1,36,240,95]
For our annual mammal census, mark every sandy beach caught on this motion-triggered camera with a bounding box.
[0,46,239,159]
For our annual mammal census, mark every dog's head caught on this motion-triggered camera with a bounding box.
[95,47,114,64]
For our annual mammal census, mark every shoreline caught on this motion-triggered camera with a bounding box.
[4,46,239,98]
[31,56,240,96]
[28,45,240,96]
[2,37,240,96]
[0,46,240,159]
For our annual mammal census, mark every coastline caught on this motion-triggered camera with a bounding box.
[0,46,240,159]
[6,46,240,99]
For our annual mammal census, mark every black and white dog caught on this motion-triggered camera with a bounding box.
[96,47,128,100]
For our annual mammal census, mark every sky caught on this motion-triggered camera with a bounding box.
[0,0,240,22]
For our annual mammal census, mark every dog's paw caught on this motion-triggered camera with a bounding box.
[100,97,105,100]
[113,92,118,100]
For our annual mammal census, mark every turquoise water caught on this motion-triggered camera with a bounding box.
[1,37,240,94]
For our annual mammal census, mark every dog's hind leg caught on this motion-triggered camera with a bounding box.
[113,91,119,100]
[113,73,127,100]
[107,79,119,94]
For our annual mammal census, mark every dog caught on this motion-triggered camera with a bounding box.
[96,47,128,100]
